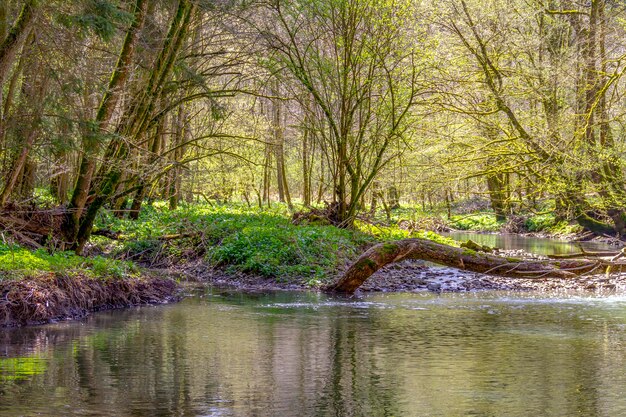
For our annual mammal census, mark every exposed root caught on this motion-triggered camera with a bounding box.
[0,273,178,327]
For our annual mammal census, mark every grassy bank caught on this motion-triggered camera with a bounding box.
[448,212,581,235]
[0,244,177,327]
[367,200,581,235]
[91,203,459,286]
[2,200,573,327]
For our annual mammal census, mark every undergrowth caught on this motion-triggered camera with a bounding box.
[449,213,503,232]
[0,244,137,281]
[524,213,581,235]
[92,202,460,285]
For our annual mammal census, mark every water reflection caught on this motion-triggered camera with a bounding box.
[0,290,625,416]
[445,231,619,256]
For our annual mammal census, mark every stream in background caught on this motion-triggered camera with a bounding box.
[445,231,621,256]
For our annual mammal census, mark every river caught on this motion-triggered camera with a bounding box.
[1,288,626,416]
[445,231,621,256]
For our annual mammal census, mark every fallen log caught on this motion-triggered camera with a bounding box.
[327,238,608,294]
[548,250,621,259]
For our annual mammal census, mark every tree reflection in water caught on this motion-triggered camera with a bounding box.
[0,290,625,416]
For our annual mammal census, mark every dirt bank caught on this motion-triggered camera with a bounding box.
[0,273,178,327]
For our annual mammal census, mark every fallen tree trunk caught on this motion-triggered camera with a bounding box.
[327,238,608,294]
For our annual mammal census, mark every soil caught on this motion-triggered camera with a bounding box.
[0,273,178,327]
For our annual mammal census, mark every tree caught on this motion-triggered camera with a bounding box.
[436,0,626,234]
[64,0,148,244]
[71,0,197,252]
[259,0,426,226]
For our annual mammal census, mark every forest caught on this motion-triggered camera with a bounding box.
[1,0,626,325]
[4,2,626,416]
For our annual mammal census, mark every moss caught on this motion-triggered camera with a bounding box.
[506,257,522,263]
[461,248,477,256]
[380,243,398,255]
[354,258,378,271]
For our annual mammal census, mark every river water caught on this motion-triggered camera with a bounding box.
[445,231,621,256]
[1,288,626,416]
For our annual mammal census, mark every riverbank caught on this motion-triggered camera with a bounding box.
[3,252,624,328]
[0,244,179,327]
[0,272,178,327]
[3,202,625,327]
[174,257,626,296]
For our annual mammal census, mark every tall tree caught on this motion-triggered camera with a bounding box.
[261,0,425,226]
[64,0,149,244]
[74,0,197,252]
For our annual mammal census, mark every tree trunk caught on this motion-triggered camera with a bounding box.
[74,0,196,253]
[486,172,507,222]
[0,1,8,40]
[272,80,286,203]
[262,141,272,205]
[302,119,311,206]
[66,0,148,242]
[0,0,37,84]
[129,99,165,219]
[328,238,602,294]
[0,36,48,205]
[0,0,6,153]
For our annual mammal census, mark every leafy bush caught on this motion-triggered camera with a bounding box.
[92,202,464,284]
[207,223,368,280]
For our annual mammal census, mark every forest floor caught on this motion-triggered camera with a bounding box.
[2,201,625,326]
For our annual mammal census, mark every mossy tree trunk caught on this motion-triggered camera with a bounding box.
[65,0,148,244]
[74,0,196,253]
[328,238,602,294]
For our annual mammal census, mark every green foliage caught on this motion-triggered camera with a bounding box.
[208,223,365,280]
[1,202,466,286]
[0,244,137,280]
[414,230,460,247]
[449,213,503,232]
[98,202,464,285]
[355,221,411,240]
[525,214,582,235]
[99,202,370,283]
[59,0,132,41]
[524,213,555,232]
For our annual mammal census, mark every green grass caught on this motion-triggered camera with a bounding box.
[0,202,476,287]
[96,203,373,285]
[91,202,461,285]
[0,244,138,281]
[524,213,582,235]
